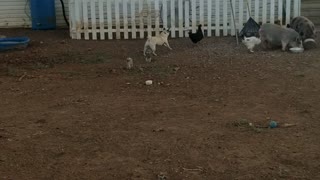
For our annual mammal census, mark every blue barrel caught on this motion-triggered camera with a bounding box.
[30,0,56,30]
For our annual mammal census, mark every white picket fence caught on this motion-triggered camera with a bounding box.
[68,0,301,40]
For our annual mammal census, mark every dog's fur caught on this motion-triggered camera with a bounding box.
[242,36,261,53]
[143,28,172,57]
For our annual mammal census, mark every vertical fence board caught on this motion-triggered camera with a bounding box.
[278,0,283,25]
[223,0,228,36]
[191,0,196,33]
[107,0,113,39]
[254,0,259,23]
[90,0,97,40]
[215,0,220,36]
[170,0,176,37]
[147,0,152,36]
[293,0,299,17]
[199,0,204,26]
[123,0,129,39]
[207,0,212,36]
[184,0,190,37]
[83,0,89,40]
[246,0,251,20]
[239,0,244,30]
[155,0,160,36]
[69,0,77,39]
[270,0,275,24]
[230,0,236,36]
[139,0,144,38]
[178,0,183,37]
[98,0,105,40]
[131,0,136,39]
[115,0,121,39]
[162,0,167,29]
[262,0,267,23]
[75,0,82,39]
[285,0,291,25]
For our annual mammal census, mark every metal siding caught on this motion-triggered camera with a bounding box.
[0,0,69,28]
[301,0,320,26]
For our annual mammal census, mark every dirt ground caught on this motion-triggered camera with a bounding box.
[0,29,320,180]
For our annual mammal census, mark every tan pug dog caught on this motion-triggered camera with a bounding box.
[143,28,172,57]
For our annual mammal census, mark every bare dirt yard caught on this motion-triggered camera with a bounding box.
[0,29,320,180]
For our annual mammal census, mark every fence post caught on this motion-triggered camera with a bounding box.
[191,0,196,33]
[131,0,137,39]
[155,0,160,36]
[178,0,183,37]
[285,0,291,26]
[139,0,144,39]
[170,0,176,37]
[98,0,105,40]
[90,0,97,40]
[223,0,228,36]
[215,0,220,36]
[270,0,275,24]
[278,0,283,25]
[184,0,190,37]
[82,0,89,40]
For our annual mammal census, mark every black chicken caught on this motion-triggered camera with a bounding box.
[189,24,204,44]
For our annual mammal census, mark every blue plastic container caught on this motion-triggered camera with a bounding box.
[30,0,56,30]
[0,37,30,51]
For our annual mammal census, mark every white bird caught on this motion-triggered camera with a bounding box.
[242,36,261,53]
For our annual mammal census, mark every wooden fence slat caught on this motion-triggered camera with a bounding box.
[199,0,204,26]
[191,0,196,33]
[285,0,291,25]
[162,0,167,29]
[184,0,190,37]
[105,0,113,39]
[239,0,244,30]
[254,0,259,23]
[246,0,251,20]
[131,0,136,39]
[69,0,77,39]
[230,0,236,36]
[215,0,220,36]
[155,0,160,36]
[270,0,275,24]
[223,0,228,36]
[178,0,183,37]
[75,0,82,39]
[278,0,283,25]
[147,0,152,36]
[170,0,176,37]
[98,0,105,40]
[123,0,129,39]
[139,0,144,39]
[115,0,120,39]
[90,0,97,40]
[83,0,89,40]
[293,0,299,17]
[207,0,212,36]
[262,0,267,24]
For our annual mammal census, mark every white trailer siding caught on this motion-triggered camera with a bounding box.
[0,0,69,28]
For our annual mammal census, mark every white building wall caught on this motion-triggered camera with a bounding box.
[0,0,69,28]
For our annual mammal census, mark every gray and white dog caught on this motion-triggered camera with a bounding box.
[287,16,317,49]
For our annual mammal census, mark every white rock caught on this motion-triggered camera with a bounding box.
[145,80,153,85]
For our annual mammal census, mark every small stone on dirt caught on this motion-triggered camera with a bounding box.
[153,128,164,132]
[157,172,168,180]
